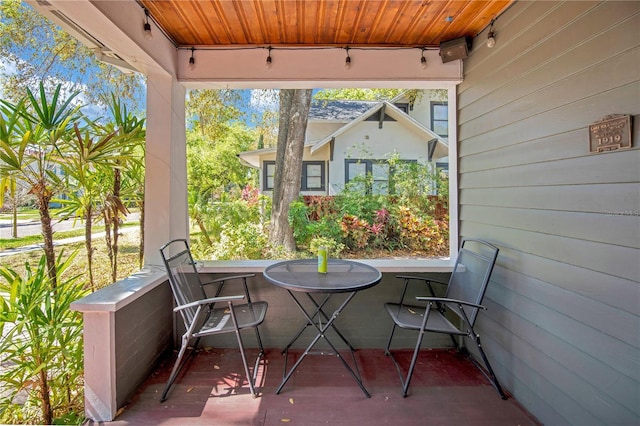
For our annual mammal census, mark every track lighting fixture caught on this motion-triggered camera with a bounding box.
[420,48,427,69]
[188,47,195,71]
[486,19,496,48]
[344,47,351,69]
[143,8,152,40]
[265,46,272,69]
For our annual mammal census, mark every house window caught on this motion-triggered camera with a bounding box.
[346,159,402,195]
[302,161,325,191]
[263,161,325,191]
[431,102,448,137]
[263,161,276,191]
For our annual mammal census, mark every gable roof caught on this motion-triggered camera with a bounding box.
[238,98,449,168]
[308,100,378,122]
[310,100,448,159]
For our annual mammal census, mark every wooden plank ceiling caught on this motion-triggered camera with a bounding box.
[140,0,513,48]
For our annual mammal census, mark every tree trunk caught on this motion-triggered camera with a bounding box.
[104,211,113,276]
[12,202,17,238]
[269,89,313,251]
[85,206,94,291]
[195,214,213,246]
[37,192,57,289]
[138,199,145,268]
[37,363,52,425]
[111,169,121,283]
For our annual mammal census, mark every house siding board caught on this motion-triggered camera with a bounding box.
[460,46,640,140]
[479,313,639,425]
[460,150,640,188]
[460,205,640,249]
[460,1,635,111]
[461,220,639,282]
[459,82,640,156]
[458,1,640,424]
[461,10,640,125]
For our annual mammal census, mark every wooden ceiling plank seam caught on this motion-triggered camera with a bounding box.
[332,0,350,45]
[363,0,390,45]
[203,0,236,45]
[164,2,198,45]
[274,0,288,45]
[393,2,436,46]
[314,0,328,44]
[414,0,458,46]
[296,0,306,45]
[192,0,222,46]
[245,1,269,45]
[347,0,369,45]
[251,0,271,45]
[300,0,319,44]
[370,1,403,44]
[142,1,184,46]
[215,0,251,44]
[380,0,413,45]
[314,0,335,45]
[229,0,255,45]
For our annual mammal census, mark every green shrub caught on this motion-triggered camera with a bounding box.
[309,236,345,258]
[209,222,269,260]
[0,252,87,425]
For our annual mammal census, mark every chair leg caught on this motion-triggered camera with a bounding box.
[401,330,426,397]
[384,323,397,355]
[473,335,507,400]
[251,327,266,391]
[160,335,190,403]
[384,323,426,397]
[234,328,260,398]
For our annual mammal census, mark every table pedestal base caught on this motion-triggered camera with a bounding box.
[276,290,371,398]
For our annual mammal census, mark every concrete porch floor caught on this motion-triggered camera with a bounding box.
[94,347,541,426]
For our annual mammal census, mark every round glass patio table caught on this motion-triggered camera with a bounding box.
[263,258,382,397]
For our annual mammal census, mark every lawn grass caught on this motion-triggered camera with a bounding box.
[2,228,143,292]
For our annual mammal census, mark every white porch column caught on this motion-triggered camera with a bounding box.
[144,72,188,266]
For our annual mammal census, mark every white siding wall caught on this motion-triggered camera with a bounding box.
[458,1,640,425]
[328,121,432,194]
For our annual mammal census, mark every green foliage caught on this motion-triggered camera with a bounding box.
[314,88,406,101]
[0,252,87,425]
[186,89,244,140]
[397,206,449,255]
[0,0,145,111]
[309,236,345,259]
[207,223,268,260]
[187,124,257,198]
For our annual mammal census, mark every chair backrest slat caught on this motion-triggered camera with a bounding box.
[445,239,499,326]
[160,239,207,327]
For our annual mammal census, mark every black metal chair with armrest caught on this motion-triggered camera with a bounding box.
[384,238,507,399]
[159,238,267,402]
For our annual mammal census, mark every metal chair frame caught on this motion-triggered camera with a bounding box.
[384,238,507,399]
[159,239,267,402]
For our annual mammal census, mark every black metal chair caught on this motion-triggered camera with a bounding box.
[384,238,506,399]
[159,239,267,402]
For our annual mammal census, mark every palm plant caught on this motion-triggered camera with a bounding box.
[57,122,119,290]
[101,95,145,281]
[0,83,81,288]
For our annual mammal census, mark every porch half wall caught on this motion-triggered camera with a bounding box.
[457,1,640,425]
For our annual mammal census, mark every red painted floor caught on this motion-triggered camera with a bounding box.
[97,348,541,426]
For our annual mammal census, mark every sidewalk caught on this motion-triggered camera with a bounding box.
[0,226,138,258]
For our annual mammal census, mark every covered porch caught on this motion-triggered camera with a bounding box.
[31,1,640,425]
[99,348,540,425]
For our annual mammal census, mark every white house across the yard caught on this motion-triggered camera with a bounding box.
[238,91,450,195]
